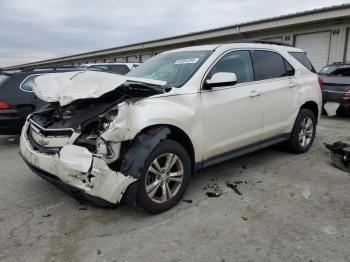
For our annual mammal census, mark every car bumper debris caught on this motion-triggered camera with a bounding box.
[324,141,350,173]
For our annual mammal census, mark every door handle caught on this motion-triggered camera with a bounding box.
[249,90,261,98]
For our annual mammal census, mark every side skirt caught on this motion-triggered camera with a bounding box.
[195,133,290,171]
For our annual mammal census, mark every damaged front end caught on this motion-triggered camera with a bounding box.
[20,73,168,205]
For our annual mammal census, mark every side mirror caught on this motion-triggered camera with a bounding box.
[203,72,237,89]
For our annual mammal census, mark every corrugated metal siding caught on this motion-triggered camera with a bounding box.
[346,28,350,61]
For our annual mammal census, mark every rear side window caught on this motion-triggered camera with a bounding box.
[20,74,40,92]
[251,50,289,80]
[0,74,11,89]
[289,52,316,73]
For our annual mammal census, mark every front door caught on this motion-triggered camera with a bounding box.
[201,50,263,160]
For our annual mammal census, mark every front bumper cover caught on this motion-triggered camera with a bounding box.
[20,121,136,205]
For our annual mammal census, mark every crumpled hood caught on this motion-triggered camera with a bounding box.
[32,70,167,106]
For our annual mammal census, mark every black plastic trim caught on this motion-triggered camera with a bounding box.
[195,133,290,170]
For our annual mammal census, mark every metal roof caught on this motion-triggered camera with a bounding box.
[3,3,350,69]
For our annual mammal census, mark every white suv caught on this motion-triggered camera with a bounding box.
[20,43,322,213]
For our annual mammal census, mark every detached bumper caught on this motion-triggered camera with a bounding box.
[20,121,136,205]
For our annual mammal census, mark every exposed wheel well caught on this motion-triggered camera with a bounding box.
[140,125,195,173]
[301,101,319,119]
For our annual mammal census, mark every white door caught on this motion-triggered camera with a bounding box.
[201,50,263,160]
[346,29,350,61]
[250,50,297,140]
[295,31,331,71]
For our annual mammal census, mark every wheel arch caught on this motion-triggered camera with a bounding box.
[300,100,319,120]
[140,124,196,174]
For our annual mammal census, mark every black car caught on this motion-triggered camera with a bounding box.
[319,63,350,115]
[0,68,80,135]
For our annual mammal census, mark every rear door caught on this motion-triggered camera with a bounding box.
[250,50,297,140]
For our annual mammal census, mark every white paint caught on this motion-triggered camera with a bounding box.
[59,145,93,173]
[32,70,166,106]
[324,102,340,117]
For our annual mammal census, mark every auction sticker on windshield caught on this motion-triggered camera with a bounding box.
[174,58,200,64]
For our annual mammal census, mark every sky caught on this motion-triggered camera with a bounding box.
[0,0,349,68]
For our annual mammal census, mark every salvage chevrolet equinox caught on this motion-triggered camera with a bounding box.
[20,43,322,213]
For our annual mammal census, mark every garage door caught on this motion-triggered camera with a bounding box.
[346,29,350,62]
[141,54,151,62]
[264,37,283,42]
[295,31,331,72]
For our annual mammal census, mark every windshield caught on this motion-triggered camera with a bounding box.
[319,65,338,75]
[127,50,213,87]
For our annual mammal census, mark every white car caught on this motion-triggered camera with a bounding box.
[20,43,322,213]
[81,62,140,75]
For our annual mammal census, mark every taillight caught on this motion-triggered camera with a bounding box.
[0,101,13,110]
[318,76,324,90]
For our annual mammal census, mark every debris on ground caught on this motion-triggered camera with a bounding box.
[97,249,102,255]
[183,199,193,204]
[242,165,247,169]
[79,207,88,210]
[302,189,311,199]
[225,181,242,195]
[289,192,296,197]
[324,102,340,117]
[241,216,248,221]
[206,187,223,198]
[42,214,51,218]
[325,141,350,173]
[7,137,18,143]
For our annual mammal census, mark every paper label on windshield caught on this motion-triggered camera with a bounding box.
[174,58,200,65]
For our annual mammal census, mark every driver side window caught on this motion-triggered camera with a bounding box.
[208,50,254,84]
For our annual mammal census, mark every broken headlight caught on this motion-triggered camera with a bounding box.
[96,137,121,164]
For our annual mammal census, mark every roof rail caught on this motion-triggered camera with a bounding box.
[239,39,293,47]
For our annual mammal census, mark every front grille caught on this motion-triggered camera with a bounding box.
[29,119,74,137]
[27,118,74,154]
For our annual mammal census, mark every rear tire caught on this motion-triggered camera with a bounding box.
[287,109,316,154]
[136,140,191,214]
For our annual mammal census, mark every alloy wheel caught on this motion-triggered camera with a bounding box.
[298,117,314,147]
[145,153,184,204]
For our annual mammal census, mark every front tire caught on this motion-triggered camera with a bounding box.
[287,109,316,154]
[136,140,191,214]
